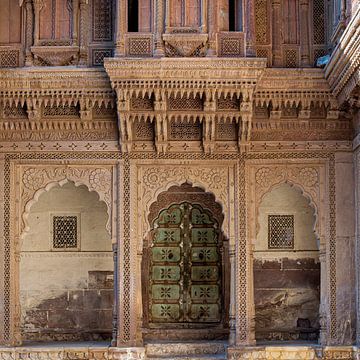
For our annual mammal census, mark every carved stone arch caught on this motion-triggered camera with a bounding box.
[253,165,322,244]
[256,180,320,245]
[140,165,231,240]
[20,165,114,239]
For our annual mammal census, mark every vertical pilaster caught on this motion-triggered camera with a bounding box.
[72,0,80,45]
[165,0,170,32]
[334,152,356,345]
[33,0,42,46]
[0,155,5,345]
[200,0,207,33]
[207,0,217,56]
[271,0,281,66]
[245,0,256,56]
[318,245,328,345]
[299,0,311,67]
[228,244,236,345]
[79,0,89,65]
[24,0,34,66]
[115,0,127,56]
[154,0,165,56]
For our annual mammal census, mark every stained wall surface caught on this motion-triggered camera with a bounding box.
[20,182,113,342]
[254,183,320,341]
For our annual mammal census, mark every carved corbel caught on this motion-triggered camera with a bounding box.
[155,114,168,153]
[270,99,282,119]
[79,98,93,120]
[238,101,253,152]
[203,114,216,154]
[327,99,340,119]
[299,99,311,119]
[26,98,42,120]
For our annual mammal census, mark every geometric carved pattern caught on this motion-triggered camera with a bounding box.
[168,95,203,110]
[169,120,202,140]
[131,97,153,111]
[93,0,113,41]
[43,105,79,117]
[285,49,298,68]
[52,215,79,249]
[3,104,27,118]
[134,120,154,140]
[255,0,269,44]
[128,38,152,57]
[313,0,325,45]
[216,122,237,141]
[268,215,294,249]
[92,49,113,66]
[0,50,19,68]
[219,37,244,57]
[217,95,240,110]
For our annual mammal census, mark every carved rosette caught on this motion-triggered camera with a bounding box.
[21,165,113,236]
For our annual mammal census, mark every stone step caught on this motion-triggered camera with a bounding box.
[147,355,226,360]
[145,341,227,358]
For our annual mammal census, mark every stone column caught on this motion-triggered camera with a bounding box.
[72,0,79,45]
[228,244,236,345]
[271,0,281,66]
[245,0,256,56]
[200,0,207,33]
[79,0,89,65]
[154,0,165,56]
[207,0,217,56]
[165,0,170,32]
[115,0,127,56]
[334,152,356,345]
[24,0,34,66]
[33,0,43,46]
[299,0,311,67]
[318,244,328,345]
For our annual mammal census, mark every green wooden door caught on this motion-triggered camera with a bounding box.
[149,202,222,324]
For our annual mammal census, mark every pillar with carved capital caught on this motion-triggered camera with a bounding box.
[299,0,311,67]
[154,0,165,56]
[24,0,34,66]
[115,0,127,56]
[271,0,282,66]
[245,0,256,56]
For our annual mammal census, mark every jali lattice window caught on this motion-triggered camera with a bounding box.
[268,215,294,249]
[52,215,79,249]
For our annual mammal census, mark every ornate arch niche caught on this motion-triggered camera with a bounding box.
[141,183,230,340]
[247,161,330,344]
[10,163,117,344]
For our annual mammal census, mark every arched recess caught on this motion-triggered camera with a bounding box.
[253,182,320,342]
[141,183,230,341]
[19,181,114,342]
[247,162,329,345]
[10,164,117,345]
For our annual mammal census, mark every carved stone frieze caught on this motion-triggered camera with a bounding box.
[163,33,208,57]
[31,46,80,66]
[20,165,114,237]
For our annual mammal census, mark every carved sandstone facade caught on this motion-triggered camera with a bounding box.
[0,0,360,359]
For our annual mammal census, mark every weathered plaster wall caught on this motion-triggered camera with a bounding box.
[254,183,320,341]
[335,152,356,344]
[20,182,114,342]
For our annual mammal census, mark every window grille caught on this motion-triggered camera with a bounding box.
[268,215,294,249]
[52,215,79,249]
